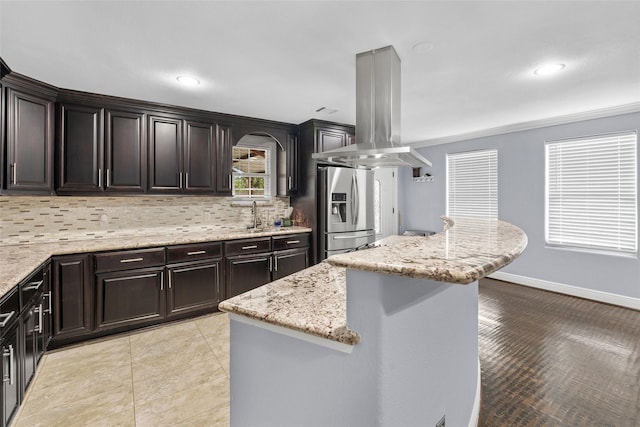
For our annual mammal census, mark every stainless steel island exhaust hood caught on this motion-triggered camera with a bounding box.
[313,46,432,169]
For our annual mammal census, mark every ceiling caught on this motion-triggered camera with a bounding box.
[2,1,639,145]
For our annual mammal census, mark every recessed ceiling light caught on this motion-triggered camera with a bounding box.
[176,75,200,86]
[533,64,565,76]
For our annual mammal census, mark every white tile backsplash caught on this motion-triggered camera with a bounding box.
[0,195,290,246]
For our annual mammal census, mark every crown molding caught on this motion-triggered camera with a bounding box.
[411,102,640,148]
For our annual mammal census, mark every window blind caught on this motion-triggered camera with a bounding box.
[446,149,498,219]
[545,132,637,254]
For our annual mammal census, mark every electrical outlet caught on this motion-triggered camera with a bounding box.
[436,415,445,427]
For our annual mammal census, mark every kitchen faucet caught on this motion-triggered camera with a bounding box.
[252,200,261,229]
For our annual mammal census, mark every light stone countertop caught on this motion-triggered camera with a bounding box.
[0,226,311,299]
[219,217,527,345]
[218,261,359,345]
[326,217,527,284]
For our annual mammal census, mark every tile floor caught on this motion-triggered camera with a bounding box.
[12,313,231,427]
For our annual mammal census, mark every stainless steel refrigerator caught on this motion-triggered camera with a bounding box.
[318,166,375,260]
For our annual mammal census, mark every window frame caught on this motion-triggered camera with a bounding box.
[544,130,638,256]
[232,139,277,199]
[446,149,498,219]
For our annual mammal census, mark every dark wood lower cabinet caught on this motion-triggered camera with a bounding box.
[20,305,39,391]
[226,246,309,298]
[51,255,92,340]
[46,234,310,346]
[1,320,19,427]
[226,253,272,299]
[166,259,222,318]
[273,248,309,281]
[95,267,165,332]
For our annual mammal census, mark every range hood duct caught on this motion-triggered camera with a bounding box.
[312,45,432,169]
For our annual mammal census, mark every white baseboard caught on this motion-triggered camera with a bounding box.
[488,271,640,311]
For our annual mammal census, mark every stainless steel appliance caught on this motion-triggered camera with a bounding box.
[318,166,375,259]
[312,45,432,169]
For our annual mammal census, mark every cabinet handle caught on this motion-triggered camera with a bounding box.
[0,311,15,328]
[43,291,52,314]
[35,304,43,334]
[2,345,14,385]
[187,250,206,256]
[228,174,232,189]
[107,169,111,187]
[269,256,272,272]
[168,271,172,289]
[12,163,17,185]
[286,240,300,245]
[98,168,102,188]
[288,176,292,190]
[160,271,164,291]
[179,172,183,188]
[120,257,144,263]
[241,245,258,250]
[185,172,189,188]
[274,256,278,272]
[23,279,44,291]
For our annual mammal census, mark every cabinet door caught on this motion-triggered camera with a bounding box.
[105,109,146,192]
[57,103,104,192]
[52,255,92,340]
[215,123,233,193]
[6,88,54,191]
[316,128,346,153]
[95,267,165,331]
[226,254,271,298]
[184,121,215,192]
[286,132,299,195]
[167,259,221,318]
[273,249,308,281]
[40,263,52,352]
[20,305,38,391]
[1,324,20,427]
[148,115,182,191]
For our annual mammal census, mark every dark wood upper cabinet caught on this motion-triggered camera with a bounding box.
[6,88,54,192]
[216,123,233,194]
[316,127,347,153]
[184,120,215,192]
[285,132,299,195]
[148,115,183,191]
[105,109,146,192]
[57,103,104,192]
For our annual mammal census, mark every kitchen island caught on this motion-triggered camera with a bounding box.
[219,217,527,427]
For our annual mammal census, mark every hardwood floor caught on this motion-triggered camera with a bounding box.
[478,278,640,426]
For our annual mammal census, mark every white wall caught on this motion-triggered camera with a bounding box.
[400,112,640,302]
[229,271,479,427]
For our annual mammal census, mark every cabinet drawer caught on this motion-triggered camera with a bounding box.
[0,288,20,331]
[20,266,45,307]
[167,242,222,264]
[95,247,165,273]
[225,237,271,256]
[272,233,310,251]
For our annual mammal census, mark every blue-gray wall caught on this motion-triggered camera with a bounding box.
[400,111,640,301]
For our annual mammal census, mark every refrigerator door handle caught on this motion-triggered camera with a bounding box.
[332,232,375,240]
[351,174,359,225]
